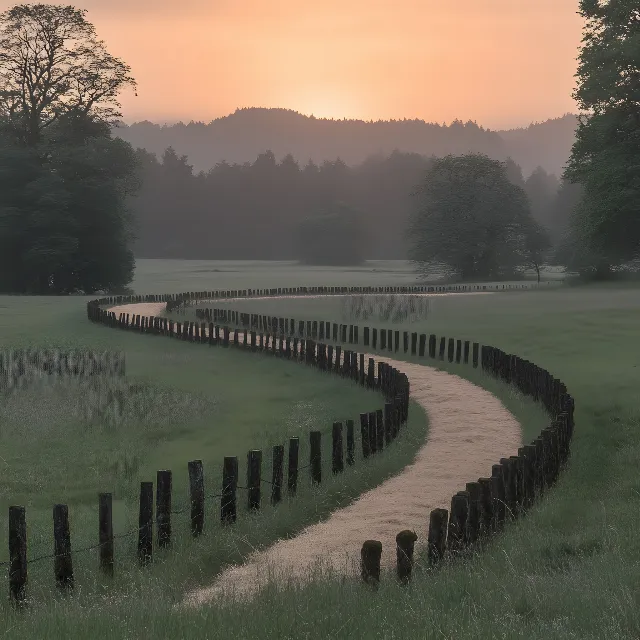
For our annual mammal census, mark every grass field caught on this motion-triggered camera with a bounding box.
[1,259,637,639]
[0,289,427,619]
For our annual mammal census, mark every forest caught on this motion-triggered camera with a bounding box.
[131,146,574,263]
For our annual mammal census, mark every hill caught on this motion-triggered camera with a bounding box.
[113,109,578,177]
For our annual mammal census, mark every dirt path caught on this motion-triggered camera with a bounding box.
[106,300,522,606]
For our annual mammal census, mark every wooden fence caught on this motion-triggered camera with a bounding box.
[0,286,572,604]
[2,300,410,605]
[160,294,575,588]
[359,345,574,586]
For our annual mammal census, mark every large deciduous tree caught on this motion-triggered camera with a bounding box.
[564,0,640,267]
[408,153,540,280]
[0,4,138,294]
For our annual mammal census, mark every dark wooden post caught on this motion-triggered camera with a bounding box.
[384,402,393,445]
[288,438,299,496]
[500,458,516,519]
[427,508,448,565]
[438,337,446,360]
[472,342,479,368]
[247,450,262,510]
[465,482,483,544]
[221,456,238,524]
[156,471,172,548]
[138,482,153,565]
[360,413,370,458]
[403,331,409,353]
[396,530,418,584]
[447,338,455,363]
[368,411,377,454]
[376,408,384,451]
[478,478,494,535]
[188,460,205,537]
[310,431,322,484]
[98,493,114,576]
[448,491,469,553]
[455,339,462,364]
[463,340,470,364]
[332,422,344,474]
[271,445,284,505]
[491,464,506,530]
[8,506,27,604]
[361,540,382,588]
[410,332,417,355]
[53,504,74,591]
[346,419,355,465]
[418,334,426,357]
[428,334,436,358]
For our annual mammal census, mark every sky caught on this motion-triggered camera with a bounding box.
[1,0,584,129]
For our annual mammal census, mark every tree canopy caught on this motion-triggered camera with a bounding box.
[408,153,544,280]
[564,0,640,267]
[0,4,138,294]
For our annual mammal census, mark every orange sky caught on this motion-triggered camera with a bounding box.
[2,0,584,129]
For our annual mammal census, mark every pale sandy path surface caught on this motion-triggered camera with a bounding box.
[106,301,522,606]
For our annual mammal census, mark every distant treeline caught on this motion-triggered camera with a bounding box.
[131,147,577,262]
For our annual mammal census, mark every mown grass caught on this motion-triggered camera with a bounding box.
[176,282,639,639]
[0,293,427,624]
[1,266,638,638]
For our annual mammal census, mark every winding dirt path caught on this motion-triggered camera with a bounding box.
[106,299,521,606]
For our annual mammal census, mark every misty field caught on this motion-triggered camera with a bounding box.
[0,261,638,639]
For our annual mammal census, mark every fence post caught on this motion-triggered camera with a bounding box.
[472,342,479,368]
[376,408,384,451]
[288,438,299,496]
[361,540,382,588]
[98,493,114,577]
[448,491,469,553]
[156,471,172,548]
[346,419,355,465]
[438,337,446,360]
[188,460,205,537]
[455,339,462,364]
[368,411,377,454]
[247,450,262,510]
[463,340,470,364]
[360,413,370,458]
[332,422,344,474]
[8,506,27,604]
[478,478,494,535]
[396,530,418,585]
[53,504,74,591]
[491,464,506,530]
[428,508,448,565]
[418,334,426,357]
[221,457,238,524]
[271,445,284,505]
[310,431,322,484]
[138,482,153,565]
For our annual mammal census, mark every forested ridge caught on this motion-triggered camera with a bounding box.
[131,145,570,261]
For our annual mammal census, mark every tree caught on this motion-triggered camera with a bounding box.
[564,1,640,267]
[524,166,559,236]
[0,4,138,293]
[0,113,139,293]
[298,202,365,266]
[522,220,552,283]
[0,4,136,146]
[408,153,537,280]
